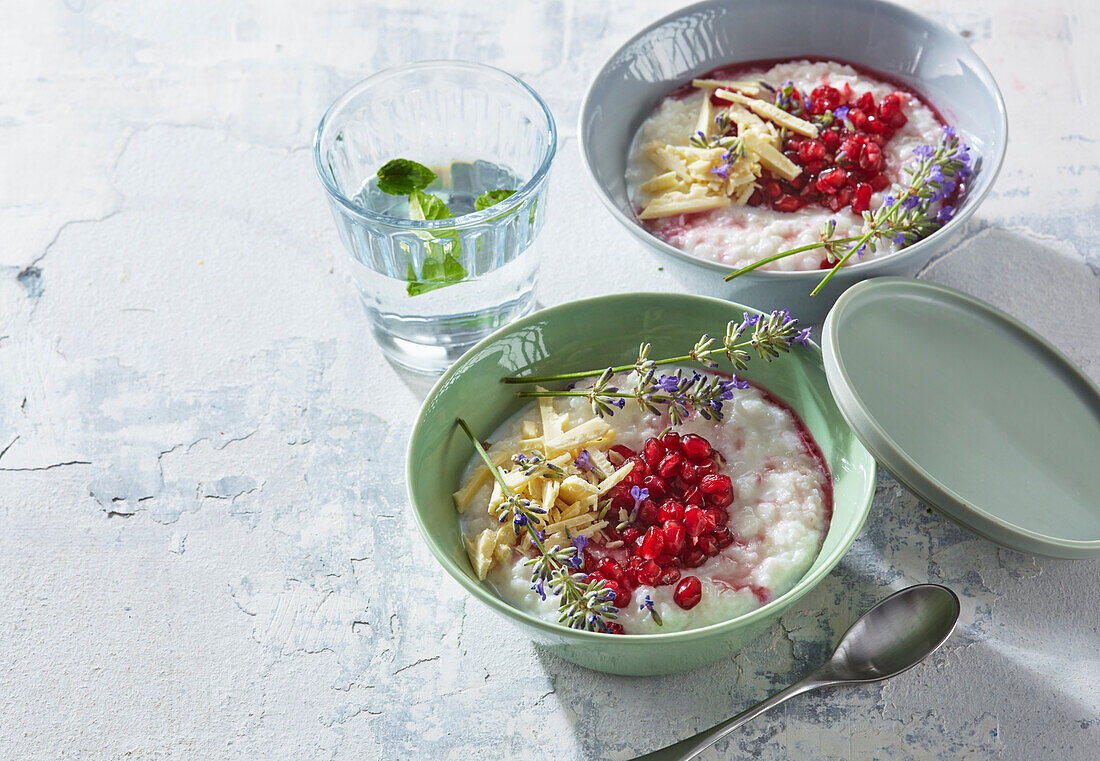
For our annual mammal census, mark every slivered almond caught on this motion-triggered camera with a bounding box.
[692,78,761,96]
[714,90,818,137]
[742,132,802,181]
[452,450,511,513]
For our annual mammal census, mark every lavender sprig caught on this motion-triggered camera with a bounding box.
[724,125,972,295]
[502,310,807,386]
[456,418,618,632]
[507,311,809,423]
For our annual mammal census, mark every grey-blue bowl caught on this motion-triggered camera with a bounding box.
[579,0,1008,321]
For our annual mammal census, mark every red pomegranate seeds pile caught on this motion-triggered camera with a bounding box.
[582,431,738,619]
[743,86,910,217]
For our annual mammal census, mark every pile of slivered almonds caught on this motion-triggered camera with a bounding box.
[638,79,820,218]
[452,393,636,579]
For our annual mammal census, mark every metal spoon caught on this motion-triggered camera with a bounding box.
[632,584,960,761]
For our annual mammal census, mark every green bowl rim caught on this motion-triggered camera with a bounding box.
[406,291,877,643]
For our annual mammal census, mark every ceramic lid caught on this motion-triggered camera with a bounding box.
[823,278,1100,559]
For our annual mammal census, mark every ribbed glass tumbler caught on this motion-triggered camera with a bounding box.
[314,61,557,373]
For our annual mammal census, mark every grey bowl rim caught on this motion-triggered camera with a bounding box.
[576,0,1009,278]
[313,59,558,230]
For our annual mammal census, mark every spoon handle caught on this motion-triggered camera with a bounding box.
[630,678,825,761]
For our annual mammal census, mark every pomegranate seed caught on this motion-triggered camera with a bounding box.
[683,486,704,506]
[697,460,717,477]
[865,114,889,135]
[852,182,873,214]
[849,108,869,130]
[604,622,625,635]
[747,189,765,206]
[679,461,700,485]
[699,473,732,495]
[859,142,883,173]
[654,552,678,568]
[660,431,681,451]
[643,475,668,499]
[763,179,782,199]
[642,437,665,466]
[797,140,826,163]
[697,534,720,557]
[706,487,734,508]
[839,136,863,163]
[680,434,712,461]
[804,159,826,175]
[840,83,853,103]
[823,193,842,212]
[704,507,728,527]
[816,169,847,195]
[681,546,706,568]
[657,452,683,479]
[657,567,681,586]
[870,172,890,191]
[855,91,875,111]
[636,560,661,586]
[836,186,854,208]
[656,499,684,523]
[604,580,632,608]
[773,194,805,213]
[621,526,643,546]
[637,499,659,526]
[663,519,686,554]
[597,557,622,582]
[713,527,736,549]
[822,130,841,152]
[609,444,635,463]
[674,576,702,609]
[640,526,666,559]
[683,506,708,537]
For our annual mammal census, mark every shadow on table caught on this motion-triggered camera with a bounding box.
[532,475,1100,760]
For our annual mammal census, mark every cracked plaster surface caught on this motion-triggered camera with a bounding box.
[0,1,1097,759]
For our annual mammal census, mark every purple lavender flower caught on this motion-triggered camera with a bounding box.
[514,513,528,527]
[901,195,920,210]
[793,328,813,347]
[710,163,730,180]
[630,485,650,514]
[574,450,591,471]
[656,374,681,394]
[614,399,625,409]
[943,125,956,138]
[914,144,934,160]
[730,374,751,390]
[743,312,761,327]
[894,232,907,244]
[834,106,849,120]
[935,205,955,224]
[532,577,546,600]
[884,195,896,206]
[572,534,589,552]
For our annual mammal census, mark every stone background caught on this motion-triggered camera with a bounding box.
[1,1,1097,759]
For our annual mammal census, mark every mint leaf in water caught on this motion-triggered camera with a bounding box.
[376,159,437,196]
[405,241,469,297]
[475,188,517,211]
[408,189,452,221]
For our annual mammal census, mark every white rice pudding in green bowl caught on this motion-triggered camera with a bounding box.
[454,368,831,635]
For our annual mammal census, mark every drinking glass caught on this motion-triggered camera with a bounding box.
[314,60,557,373]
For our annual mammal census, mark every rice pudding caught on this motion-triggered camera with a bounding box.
[454,370,831,635]
[626,59,957,271]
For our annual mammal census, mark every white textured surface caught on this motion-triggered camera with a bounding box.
[1,2,1098,759]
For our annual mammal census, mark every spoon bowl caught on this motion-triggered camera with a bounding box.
[633,585,961,761]
[818,584,961,684]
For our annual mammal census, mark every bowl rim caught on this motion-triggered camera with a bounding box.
[406,291,877,643]
[576,0,1009,279]
[313,59,558,230]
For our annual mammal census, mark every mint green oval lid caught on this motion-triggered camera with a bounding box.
[823,278,1100,559]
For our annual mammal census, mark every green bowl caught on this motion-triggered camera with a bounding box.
[406,292,876,675]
